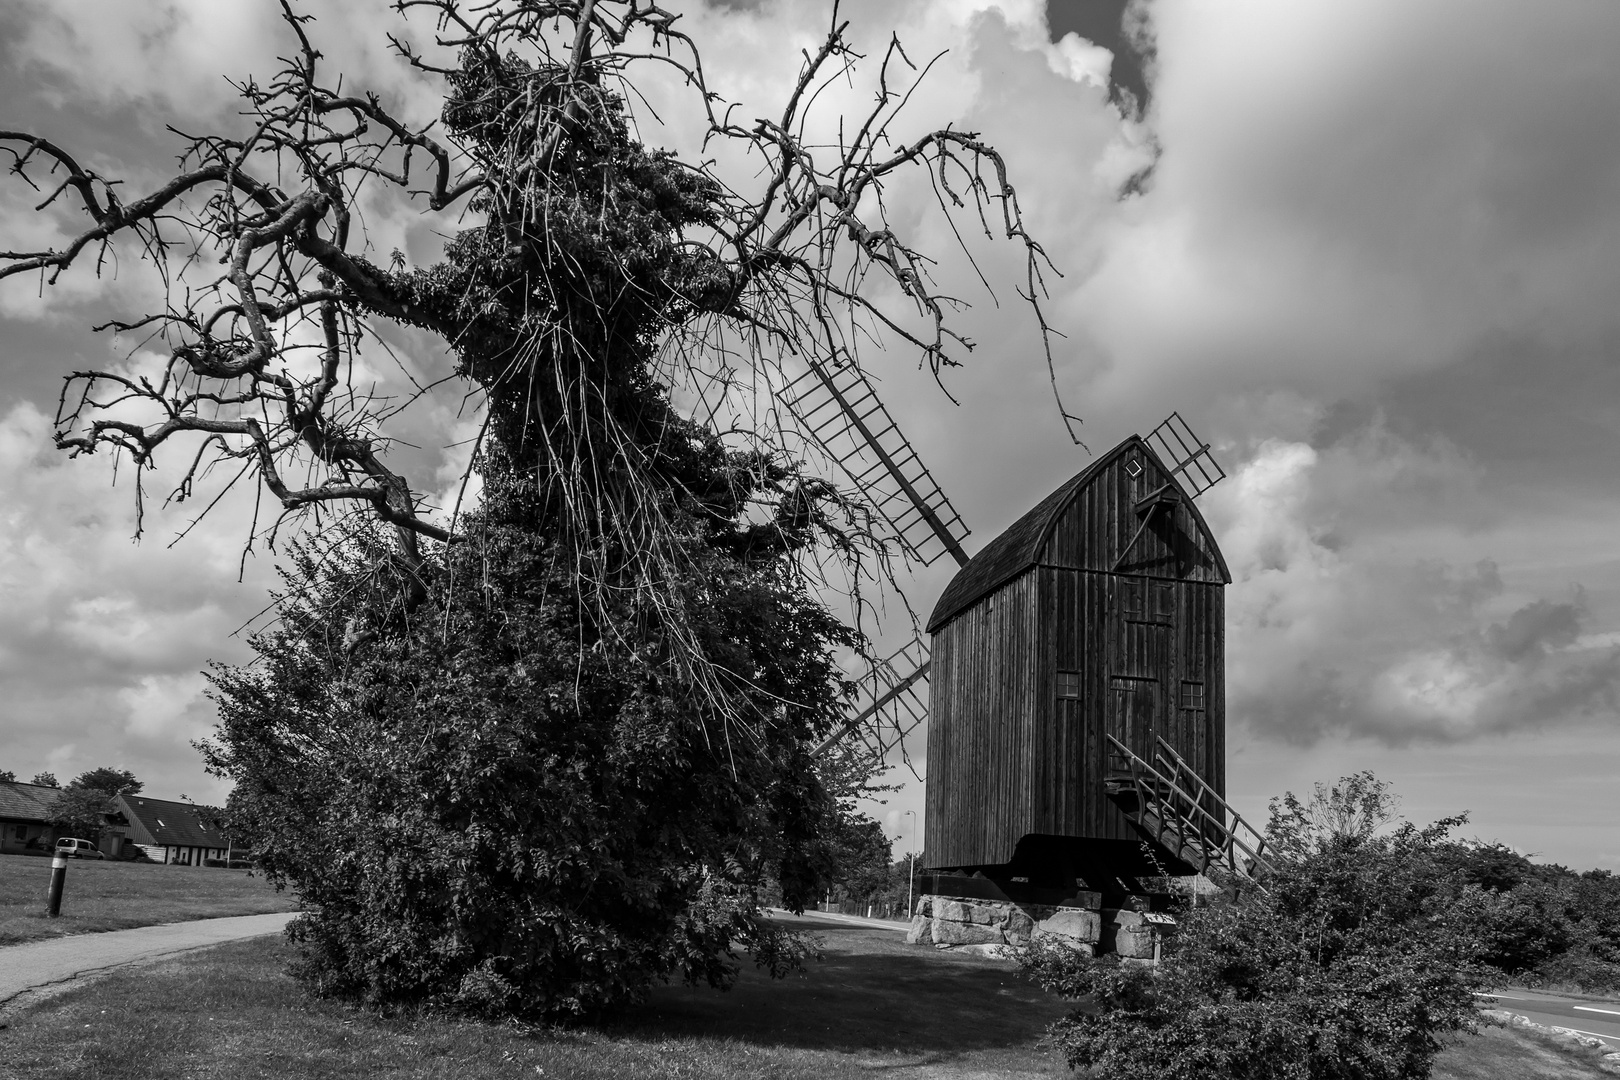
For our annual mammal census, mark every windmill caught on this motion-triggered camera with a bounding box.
[780,366,1269,899]
[783,355,1225,765]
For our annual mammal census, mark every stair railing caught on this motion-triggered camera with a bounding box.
[1104,733,1276,887]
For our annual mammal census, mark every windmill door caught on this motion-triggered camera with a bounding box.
[1108,578,1174,772]
[1107,676,1158,773]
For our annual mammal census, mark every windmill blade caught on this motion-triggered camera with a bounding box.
[812,637,931,759]
[780,360,971,567]
[1145,411,1226,499]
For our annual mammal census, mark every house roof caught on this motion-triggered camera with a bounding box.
[116,795,226,849]
[926,435,1231,633]
[0,781,63,823]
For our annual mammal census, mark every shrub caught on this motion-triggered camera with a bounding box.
[205,517,853,1021]
[1021,775,1491,1080]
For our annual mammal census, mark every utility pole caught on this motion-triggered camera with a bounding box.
[904,810,917,917]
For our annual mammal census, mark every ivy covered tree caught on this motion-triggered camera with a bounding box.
[2,0,1060,1018]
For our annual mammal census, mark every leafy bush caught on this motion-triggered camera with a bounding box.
[205,508,855,1020]
[1021,774,1491,1080]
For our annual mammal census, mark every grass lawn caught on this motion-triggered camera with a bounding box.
[0,853,297,946]
[1,914,1612,1080]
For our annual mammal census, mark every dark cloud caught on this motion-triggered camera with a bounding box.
[1047,0,1153,117]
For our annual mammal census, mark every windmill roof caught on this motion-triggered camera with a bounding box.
[926,435,1230,633]
[117,795,226,849]
[0,781,63,823]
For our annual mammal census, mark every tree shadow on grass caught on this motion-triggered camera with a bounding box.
[612,915,1071,1058]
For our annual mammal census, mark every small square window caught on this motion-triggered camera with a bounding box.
[1057,670,1081,699]
[1125,457,1143,477]
[1180,680,1206,710]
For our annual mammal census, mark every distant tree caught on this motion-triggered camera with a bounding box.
[1022,775,1490,1080]
[46,767,142,841]
[0,770,15,783]
[31,772,59,788]
[49,786,117,839]
[68,768,141,796]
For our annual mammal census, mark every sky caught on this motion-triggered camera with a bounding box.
[1,0,1618,870]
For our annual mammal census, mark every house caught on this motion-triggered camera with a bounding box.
[114,794,230,866]
[0,780,61,854]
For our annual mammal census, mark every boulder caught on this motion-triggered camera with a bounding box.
[905,912,933,946]
[1035,908,1102,944]
[935,898,1007,925]
[931,917,1005,946]
[1112,925,1158,959]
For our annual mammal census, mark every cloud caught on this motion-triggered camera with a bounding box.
[0,400,274,795]
[1214,436,1620,744]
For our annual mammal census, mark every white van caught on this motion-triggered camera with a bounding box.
[53,837,106,860]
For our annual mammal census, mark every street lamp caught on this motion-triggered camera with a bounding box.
[903,810,917,917]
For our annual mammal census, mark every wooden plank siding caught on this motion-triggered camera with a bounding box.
[925,571,1042,869]
[925,436,1229,871]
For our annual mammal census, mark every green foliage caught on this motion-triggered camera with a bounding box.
[205,502,856,1020]
[1021,775,1490,1080]
[69,768,141,796]
[48,786,116,839]
[31,772,58,788]
[45,767,142,839]
[0,770,14,782]
[1437,842,1620,990]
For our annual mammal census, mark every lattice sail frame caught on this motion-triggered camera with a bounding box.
[812,636,932,765]
[779,360,971,568]
[1145,411,1226,498]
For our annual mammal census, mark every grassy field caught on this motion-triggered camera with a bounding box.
[0,853,297,946]
[1,915,1612,1080]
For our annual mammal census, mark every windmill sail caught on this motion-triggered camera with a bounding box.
[811,636,932,759]
[780,360,971,567]
[778,358,971,759]
[1145,411,1226,498]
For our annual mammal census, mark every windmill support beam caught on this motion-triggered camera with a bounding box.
[811,659,931,758]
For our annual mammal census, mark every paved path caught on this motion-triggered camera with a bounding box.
[0,912,295,1005]
[775,908,910,932]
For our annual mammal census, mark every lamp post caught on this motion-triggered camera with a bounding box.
[903,810,916,917]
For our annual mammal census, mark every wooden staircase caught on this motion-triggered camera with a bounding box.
[1104,734,1275,892]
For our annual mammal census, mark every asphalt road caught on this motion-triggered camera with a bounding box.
[1477,989,1620,1048]
[0,911,295,1005]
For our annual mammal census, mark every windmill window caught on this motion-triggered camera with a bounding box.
[1125,457,1142,477]
[1180,681,1206,710]
[1057,670,1081,699]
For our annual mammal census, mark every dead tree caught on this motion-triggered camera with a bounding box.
[0,0,1067,721]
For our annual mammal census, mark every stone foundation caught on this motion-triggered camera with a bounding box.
[906,894,1177,960]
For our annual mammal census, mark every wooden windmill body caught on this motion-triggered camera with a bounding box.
[922,431,1232,895]
[783,358,1266,899]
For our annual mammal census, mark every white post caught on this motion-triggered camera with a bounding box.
[904,810,917,916]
